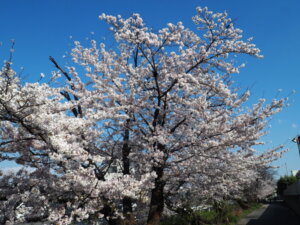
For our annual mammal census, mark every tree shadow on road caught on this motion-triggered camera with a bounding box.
[246,202,299,225]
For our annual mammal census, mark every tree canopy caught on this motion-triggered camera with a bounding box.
[0,6,285,225]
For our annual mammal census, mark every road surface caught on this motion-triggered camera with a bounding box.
[237,202,300,225]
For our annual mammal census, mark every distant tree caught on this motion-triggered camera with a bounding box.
[277,175,299,196]
[0,6,286,225]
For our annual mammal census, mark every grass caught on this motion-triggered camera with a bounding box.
[228,203,262,225]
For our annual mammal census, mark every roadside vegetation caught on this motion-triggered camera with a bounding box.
[160,201,262,225]
[277,175,300,196]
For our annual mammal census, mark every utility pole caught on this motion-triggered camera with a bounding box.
[292,135,300,156]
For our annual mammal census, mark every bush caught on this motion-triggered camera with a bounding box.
[277,175,299,196]
[161,201,236,225]
[160,201,262,225]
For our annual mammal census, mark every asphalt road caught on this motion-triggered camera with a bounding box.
[237,202,300,225]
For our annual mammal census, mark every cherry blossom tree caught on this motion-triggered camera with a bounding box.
[0,6,286,225]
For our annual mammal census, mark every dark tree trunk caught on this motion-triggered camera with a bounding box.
[100,204,121,225]
[147,166,165,225]
[122,119,136,225]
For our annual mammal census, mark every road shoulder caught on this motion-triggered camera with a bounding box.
[237,204,269,225]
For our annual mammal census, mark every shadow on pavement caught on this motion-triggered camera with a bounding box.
[246,202,299,225]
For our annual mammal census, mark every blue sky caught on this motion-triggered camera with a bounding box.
[0,0,300,177]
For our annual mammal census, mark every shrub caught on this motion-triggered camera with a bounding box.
[277,175,299,196]
[161,201,243,225]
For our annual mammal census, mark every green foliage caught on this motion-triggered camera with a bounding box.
[160,202,262,225]
[197,210,219,223]
[277,175,299,195]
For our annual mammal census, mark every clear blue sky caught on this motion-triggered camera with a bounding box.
[0,0,300,177]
